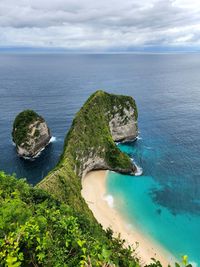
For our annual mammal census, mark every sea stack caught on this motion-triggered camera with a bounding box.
[12,110,51,158]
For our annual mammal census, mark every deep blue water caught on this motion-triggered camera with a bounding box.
[0,53,200,264]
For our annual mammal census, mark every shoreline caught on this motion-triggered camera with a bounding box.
[81,170,176,266]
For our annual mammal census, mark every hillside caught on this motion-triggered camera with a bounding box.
[0,171,140,267]
[38,91,138,209]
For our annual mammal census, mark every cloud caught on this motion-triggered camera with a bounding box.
[0,0,200,50]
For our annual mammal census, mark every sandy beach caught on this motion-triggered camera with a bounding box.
[81,170,176,266]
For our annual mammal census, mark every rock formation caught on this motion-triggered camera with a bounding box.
[12,110,51,158]
[38,91,138,203]
[109,104,137,142]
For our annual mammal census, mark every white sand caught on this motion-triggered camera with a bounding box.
[81,170,176,266]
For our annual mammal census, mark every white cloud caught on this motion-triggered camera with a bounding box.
[0,0,200,50]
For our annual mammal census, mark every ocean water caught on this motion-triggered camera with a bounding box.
[0,53,200,264]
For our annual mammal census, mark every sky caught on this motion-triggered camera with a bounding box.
[0,0,200,52]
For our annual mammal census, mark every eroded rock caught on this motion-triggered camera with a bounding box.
[12,110,51,158]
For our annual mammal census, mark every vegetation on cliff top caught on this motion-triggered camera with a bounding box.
[12,110,44,146]
[38,91,137,207]
[62,90,138,172]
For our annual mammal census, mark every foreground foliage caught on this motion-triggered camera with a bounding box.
[0,172,140,267]
[0,172,192,267]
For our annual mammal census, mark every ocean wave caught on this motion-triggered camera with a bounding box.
[23,156,33,160]
[50,136,57,143]
[115,136,139,145]
[144,146,152,150]
[125,223,133,230]
[135,164,143,176]
[130,158,143,176]
[22,147,45,161]
[103,195,114,208]
[33,147,45,159]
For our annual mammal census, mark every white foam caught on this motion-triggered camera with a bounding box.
[23,156,33,160]
[23,155,37,161]
[103,195,114,208]
[137,136,142,140]
[130,158,143,176]
[135,164,143,176]
[50,136,57,143]
[145,146,152,150]
[33,147,45,158]
[125,223,133,230]
[22,147,45,160]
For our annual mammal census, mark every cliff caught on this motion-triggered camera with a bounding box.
[12,110,51,158]
[38,90,138,207]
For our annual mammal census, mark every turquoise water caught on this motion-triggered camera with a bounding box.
[107,141,200,266]
[1,53,200,264]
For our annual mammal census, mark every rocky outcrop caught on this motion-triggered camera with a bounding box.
[71,91,138,177]
[38,90,138,203]
[12,110,51,158]
[109,105,138,142]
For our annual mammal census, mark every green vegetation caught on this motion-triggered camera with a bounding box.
[38,91,137,204]
[62,90,137,172]
[0,172,192,267]
[34,129,40,138]
[1,91,192,266]
[12,110,44,146]
[0,172,140,267]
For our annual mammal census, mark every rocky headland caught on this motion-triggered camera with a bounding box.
[38,90,138,207]
[12,110,51,158]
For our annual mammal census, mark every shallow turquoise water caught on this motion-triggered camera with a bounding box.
[107,141,200,266]
[1,53,200,264]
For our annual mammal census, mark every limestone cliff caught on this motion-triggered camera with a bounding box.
[12,110,51,158]
[38,91,138,204]
[109,104,137,142]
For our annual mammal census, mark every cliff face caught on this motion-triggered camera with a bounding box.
[70,91,138,177]
[109,105,137,142]
[12,110,51,158]
[38,91,138,204]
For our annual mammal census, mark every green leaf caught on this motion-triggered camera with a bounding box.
[182,255,188,266]
[102,247,111,260]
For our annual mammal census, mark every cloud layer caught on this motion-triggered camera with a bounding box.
[0,0,200,50]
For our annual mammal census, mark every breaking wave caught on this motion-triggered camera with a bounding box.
[103,195,114,208]
[50,136,57,143]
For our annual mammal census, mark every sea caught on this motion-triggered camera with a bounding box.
[0,53,200,265]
